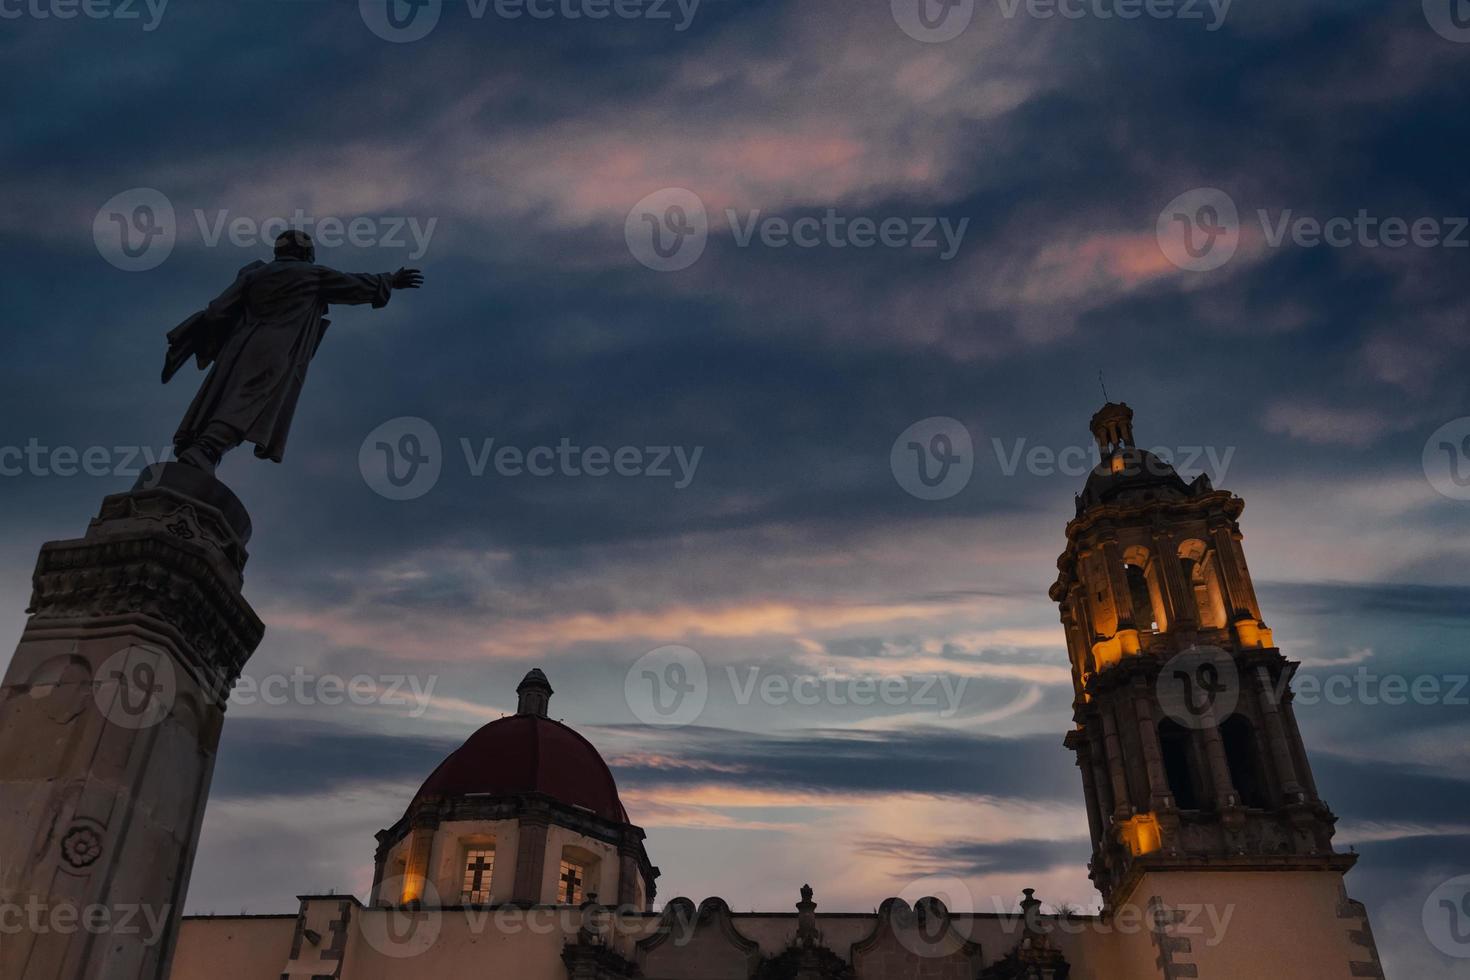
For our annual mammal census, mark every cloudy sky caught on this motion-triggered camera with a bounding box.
[2,0,1469,975]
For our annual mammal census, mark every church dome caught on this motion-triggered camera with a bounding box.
[409,670,629,823]
[1079,446,1195,508]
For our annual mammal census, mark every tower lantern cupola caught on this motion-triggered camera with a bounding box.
[1089,401,1136,455]
[517,668,554,717]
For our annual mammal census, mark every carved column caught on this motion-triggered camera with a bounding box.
[1100,537,1136,629]
[1150,529,1198,631]
[1098,705,1133,819]
[1089,741,1115,825]
[1280,696,1320,799]
[512,814,550,905]
[616,841,641,909]
[1131,680,1172,810]
[0,464,264,980]
[1208,523,1259,622]
[401,809,441,904]
[1200,722,1239,810]
[1075,745,1105,846]
[1251,665,1303,798]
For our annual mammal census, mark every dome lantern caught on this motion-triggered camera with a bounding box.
[516,668,553,717]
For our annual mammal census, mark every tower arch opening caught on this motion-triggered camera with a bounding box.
[1221,714,1270,809]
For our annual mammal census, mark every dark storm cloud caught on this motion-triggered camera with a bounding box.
[1313,754,1470,826]
[1267,581,1470,625]
[207,716,1080,804]
[2,0,1468,973]
[608,725,1080,800]
[859,836,1091,878]
[210,718,459,801]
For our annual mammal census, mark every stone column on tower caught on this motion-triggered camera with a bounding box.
[0,463,264,980]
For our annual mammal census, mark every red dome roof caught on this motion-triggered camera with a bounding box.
[413,713,628,824]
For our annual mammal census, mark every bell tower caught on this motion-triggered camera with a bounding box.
[1050,403,1351,908]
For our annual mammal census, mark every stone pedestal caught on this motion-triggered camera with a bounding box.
[0,464,263,980]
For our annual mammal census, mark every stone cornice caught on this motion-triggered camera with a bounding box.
[25,484,263,707]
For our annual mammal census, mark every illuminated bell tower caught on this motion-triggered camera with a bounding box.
[1049,403,1350,908]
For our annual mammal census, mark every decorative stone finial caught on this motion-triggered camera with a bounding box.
[516,668,554,717]
[1020,888,1044,936]
[796,883,818,946]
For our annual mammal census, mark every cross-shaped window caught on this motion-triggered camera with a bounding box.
[558,860,585,905]
[461,849,494,904]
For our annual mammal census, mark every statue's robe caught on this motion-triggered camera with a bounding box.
[166,257,394,462]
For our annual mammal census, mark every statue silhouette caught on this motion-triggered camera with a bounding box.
[162,230,423,472]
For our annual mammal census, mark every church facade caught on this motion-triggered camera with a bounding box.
[169,405,1385,979]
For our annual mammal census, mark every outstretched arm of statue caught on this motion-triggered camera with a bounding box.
[314,265,424,308]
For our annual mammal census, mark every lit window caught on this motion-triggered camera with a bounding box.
[461,849,494,904]
[558,860,585,905]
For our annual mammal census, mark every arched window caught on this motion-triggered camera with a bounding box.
[558,845,603,905]
[460,845,495,904]
[1125,563,1155,629]
[1221,715,1270,809]
[1158,720,1201,810]
[1122,545,1165,631]
[1178,539,1228,629]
